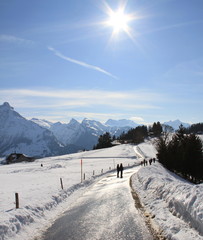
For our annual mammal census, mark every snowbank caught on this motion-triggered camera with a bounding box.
[131,159,203,239]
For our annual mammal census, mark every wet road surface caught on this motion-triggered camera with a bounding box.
[41,168,153,240]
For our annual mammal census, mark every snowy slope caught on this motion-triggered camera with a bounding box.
[0,141,202,240]
[0,102,68,157]
[31,118,53,129]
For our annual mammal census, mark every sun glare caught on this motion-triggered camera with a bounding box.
[103,2,136,40]
[106,9,130,34]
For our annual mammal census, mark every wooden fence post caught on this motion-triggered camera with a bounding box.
[81,159,83,183]
[93,170,95,176]
[84,173,85,180]
[60,178,63,190]
[15,193,19,209]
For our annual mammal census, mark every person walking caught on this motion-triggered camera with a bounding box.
[116,164,120,178]
[120,163,123,178]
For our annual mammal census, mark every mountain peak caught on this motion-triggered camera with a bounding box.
[82,118,92,122]
[1,102,14,110]
[69,118,79,123]
[68,118,81,128]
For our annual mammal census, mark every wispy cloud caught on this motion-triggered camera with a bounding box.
[0,88,164,123]
[0,88,162,111]
[0,34,35,45]
[48,46,118,79]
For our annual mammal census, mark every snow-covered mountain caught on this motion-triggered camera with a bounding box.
[33,118,132,151]
[50,119,85,146]
[0,102,69,158]
[105,119,138,128]
[163,119,190,130]
[0,102,136,157]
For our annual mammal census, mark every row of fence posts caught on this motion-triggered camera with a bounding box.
[14,168,109,209]
[14,160,132,209]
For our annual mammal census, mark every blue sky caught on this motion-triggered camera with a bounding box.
[0,0,203,124]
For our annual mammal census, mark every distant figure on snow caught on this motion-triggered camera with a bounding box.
[120,163,123,178]
[117,164,120,178]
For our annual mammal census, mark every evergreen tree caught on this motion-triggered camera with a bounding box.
[151,122,163,137]
[94,132,112,149]
[156,125,203,183]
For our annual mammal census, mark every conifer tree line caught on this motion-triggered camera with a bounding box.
[156,125,203,184]
[94,122,163,149]
[186,122,203,134]
[94,122,203,184]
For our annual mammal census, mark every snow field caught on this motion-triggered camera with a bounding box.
[0,144,137,240]
[0,141,203,240]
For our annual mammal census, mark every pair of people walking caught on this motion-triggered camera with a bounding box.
[117,163,123,178]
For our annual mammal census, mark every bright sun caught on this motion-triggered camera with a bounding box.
[106,9,130,34]
[103,2,136,39]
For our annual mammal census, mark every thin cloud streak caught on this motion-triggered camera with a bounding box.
[0,88,163,102]
[0,88,164,124]
[0,88,162,110]
[0,34,35,45]
[48,46,118,79]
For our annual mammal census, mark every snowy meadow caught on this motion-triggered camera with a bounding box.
[0,141,203,240]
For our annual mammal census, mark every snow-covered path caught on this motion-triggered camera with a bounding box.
[41,168,153,240]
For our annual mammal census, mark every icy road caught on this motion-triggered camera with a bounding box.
[41,168,154,240]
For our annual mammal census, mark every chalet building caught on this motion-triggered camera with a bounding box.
[6,153,35,164]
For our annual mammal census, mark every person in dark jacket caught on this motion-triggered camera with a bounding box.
[117,164,120,178]
[120,163,123,178]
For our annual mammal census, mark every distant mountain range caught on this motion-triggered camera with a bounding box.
[31,118,132,151]
[0,102,191,158]
[0,102,132,158]
[163,119,190,130]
